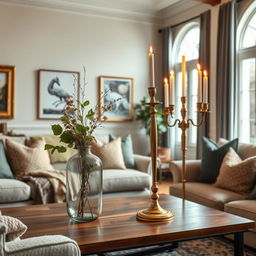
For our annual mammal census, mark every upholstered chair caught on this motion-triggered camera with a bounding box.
[0,223,81,256]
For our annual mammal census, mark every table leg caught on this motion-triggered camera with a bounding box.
[234,232,244,256]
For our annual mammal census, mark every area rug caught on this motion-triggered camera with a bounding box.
[86,237,256,256]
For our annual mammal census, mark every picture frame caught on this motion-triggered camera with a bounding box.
[37,69,79,120]
[0,65,15,119]
[99,76,134,122]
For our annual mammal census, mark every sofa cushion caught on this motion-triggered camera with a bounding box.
[170,182,246,211]
[40,135,77,163]
[214,148,256,194]
[109,134,136,169]
[0,140,13,179]
[102,169,151,193]
[0,179,31,202]
[199,137,238,184]
[5,138,54,178]
[224,200,256,232]
[0,213,27,241]
[91,137,126,170]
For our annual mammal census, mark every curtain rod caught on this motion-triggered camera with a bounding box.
[158,14,200,33]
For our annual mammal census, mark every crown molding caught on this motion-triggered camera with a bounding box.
[0,0,167,24]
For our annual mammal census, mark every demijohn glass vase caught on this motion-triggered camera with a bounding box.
[66,145,103,222]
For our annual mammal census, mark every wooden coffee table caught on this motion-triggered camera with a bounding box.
[2,195,254,255]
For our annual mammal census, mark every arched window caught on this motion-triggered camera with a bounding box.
[237,1,256,143]
[171,22,200,159]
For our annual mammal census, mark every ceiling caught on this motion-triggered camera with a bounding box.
[0,0,219,23]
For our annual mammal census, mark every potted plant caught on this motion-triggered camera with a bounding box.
[135,97,170,161]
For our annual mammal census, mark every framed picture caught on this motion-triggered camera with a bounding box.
[37,69,79,120]
[0,65,15,119]
[99,76,134,122]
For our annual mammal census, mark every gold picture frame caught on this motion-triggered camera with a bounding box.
[0,65,15,119]
[99,76,134,122]
[37,69,80,120]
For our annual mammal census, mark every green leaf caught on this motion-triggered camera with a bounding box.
[75,124,89,135]
[86,109,95,121]
[57,146,67,153]
[83,100,90,107]
[51,124,63,135]
[44,144,54,150]
[60,131,74,144]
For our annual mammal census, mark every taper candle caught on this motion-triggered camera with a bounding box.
[203,70,208,103]
[164,78,169,107]
[149,46,155,87]
[169,70,174,105]
[181,56,186,97]
[197,64,202,103]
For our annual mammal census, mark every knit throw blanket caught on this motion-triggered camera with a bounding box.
[22,170,66,204]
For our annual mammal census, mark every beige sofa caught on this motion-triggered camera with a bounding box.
[0,134,152,208]
[169,142,256,249]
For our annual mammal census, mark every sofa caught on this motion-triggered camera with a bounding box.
[0,134,152,208]
[169,140,256,249]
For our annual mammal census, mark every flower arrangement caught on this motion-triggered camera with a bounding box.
[45,70,120,222]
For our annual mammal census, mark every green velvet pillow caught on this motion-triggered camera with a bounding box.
[247,185,256,200]
[0,140,13,179]
[109,134,136,169]
[199,137,238,184]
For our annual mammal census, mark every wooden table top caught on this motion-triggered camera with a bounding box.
[2,195,255,254]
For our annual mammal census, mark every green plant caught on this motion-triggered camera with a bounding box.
[134,96,167,137]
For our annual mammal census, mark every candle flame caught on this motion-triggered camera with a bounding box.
[149,46,153,54]
[197,64,201,70]
[170,70,174,76]
[203,70,207,77]
[164,78,168,84]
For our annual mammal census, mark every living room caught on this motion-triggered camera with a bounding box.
[0,0,255,255]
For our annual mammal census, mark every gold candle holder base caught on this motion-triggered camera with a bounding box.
[136,204,174,222]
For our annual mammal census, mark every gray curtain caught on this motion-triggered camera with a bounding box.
[216,1,236,140]
[161,27,171,147]
[196,10,211,159]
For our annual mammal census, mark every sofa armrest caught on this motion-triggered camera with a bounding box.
[4,235,80,256]
[133,154,152,174]
[170,160,201,183]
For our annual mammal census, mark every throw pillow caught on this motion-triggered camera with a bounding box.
[0,213,27,241]
[199,136,239,183]
[214,148,256,194]
[247,185,256,200]
[109,134,136,169]
[5,138,54,178]
[39,135,77,163]
[0,140,13,179]
[91,137,126,170]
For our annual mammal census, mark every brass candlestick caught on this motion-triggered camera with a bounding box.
[165,98,209,199]
[136,87,174,222]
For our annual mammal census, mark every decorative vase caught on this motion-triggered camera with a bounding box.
[66,145,103,222]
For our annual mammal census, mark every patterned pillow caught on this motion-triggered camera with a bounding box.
[214,148,256,194]
[0,212,27,241]
[91,137,126,170]
[5,138,54,178]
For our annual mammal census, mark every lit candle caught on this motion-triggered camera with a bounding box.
[164,78,169,107]
[197,64,202,103]
[149,46,155,87]
[181,56,186,97]
[203,70,208,103]
[169,70,174,105]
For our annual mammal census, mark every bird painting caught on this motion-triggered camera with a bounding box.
[47,77,72,107]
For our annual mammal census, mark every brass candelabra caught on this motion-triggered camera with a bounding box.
[165,98,209,199]
[136,87,174,222]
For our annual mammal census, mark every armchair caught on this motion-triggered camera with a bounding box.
[0,223,80,256]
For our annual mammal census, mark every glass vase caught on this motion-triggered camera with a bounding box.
[66,145,103,222]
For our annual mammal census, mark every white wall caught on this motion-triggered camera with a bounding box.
[0,3,162,154]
